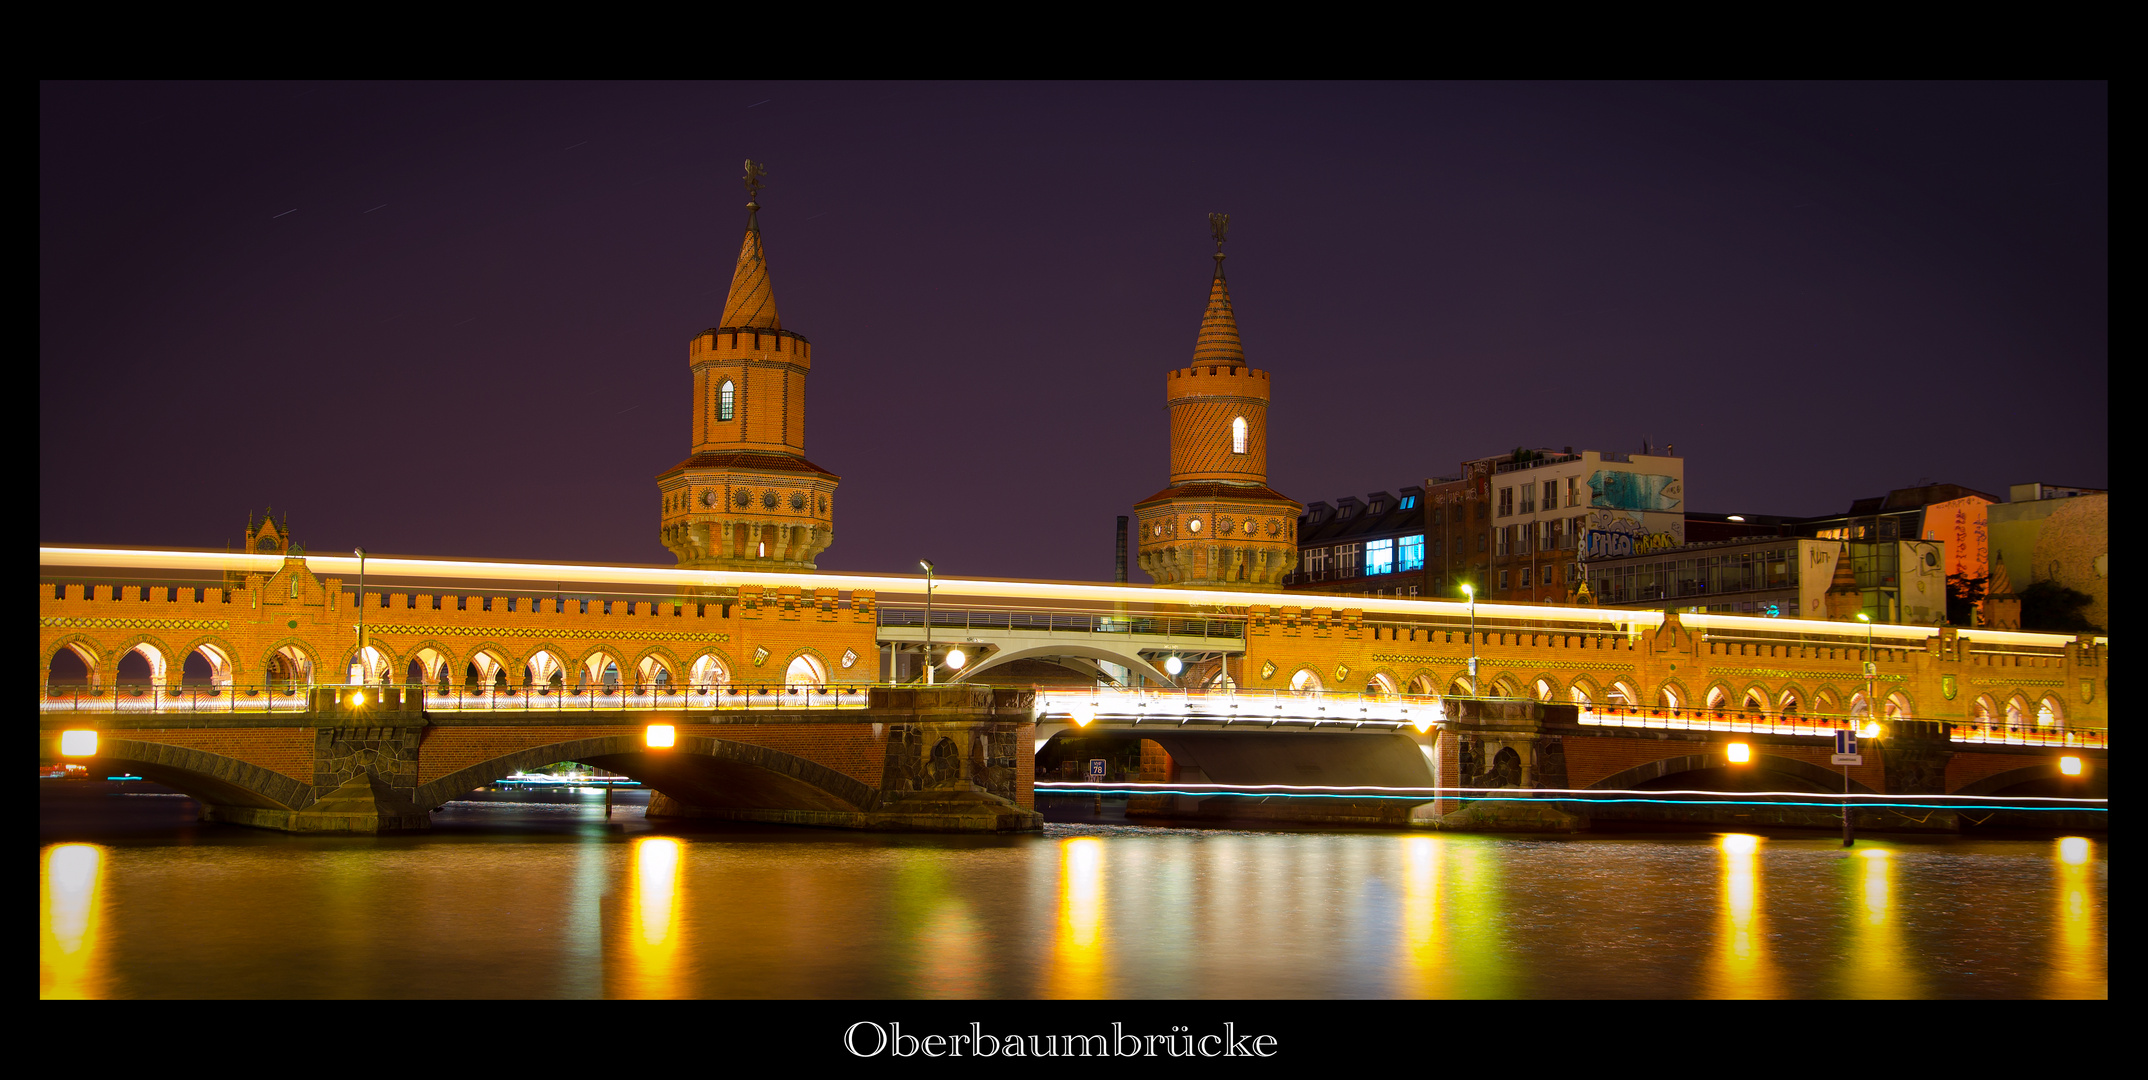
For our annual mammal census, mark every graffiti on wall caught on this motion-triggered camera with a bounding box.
[1580,509,1681,559]
[1920,496,1990,581]
[1588,471,1682,513]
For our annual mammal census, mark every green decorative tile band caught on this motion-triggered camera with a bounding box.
[368,623,730,644]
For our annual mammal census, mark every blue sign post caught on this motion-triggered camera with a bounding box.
[1833,729,1861,846]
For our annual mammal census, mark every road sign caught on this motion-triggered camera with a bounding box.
[1834,729,1858,756]
[1088,759,1107,780]
[1832,753,1864,765]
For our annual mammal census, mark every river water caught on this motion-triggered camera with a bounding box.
[40,783,2105,999]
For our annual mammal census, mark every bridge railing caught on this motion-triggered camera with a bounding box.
[37,682,876,714]
[1577,704,2107,748]
[40,685,313,713]
[419,683,873,711]
[1035,685,1439,727]
[876,607,1244,639]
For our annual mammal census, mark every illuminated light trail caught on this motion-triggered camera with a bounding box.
[1034,783,2105,812]
[1034,781,2106,803]
[37,546,2101,649]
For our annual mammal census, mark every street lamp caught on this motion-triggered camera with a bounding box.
[353,547,368,685]
[1462,583,1477,695]
[920,559,935,686]
[1857,612,1877,735]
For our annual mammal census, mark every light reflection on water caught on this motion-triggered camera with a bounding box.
[37,789,2108,999]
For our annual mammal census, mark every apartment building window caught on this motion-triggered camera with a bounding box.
[1365,539,1394,575]
[1495,527,1511,556]
[1432,537,1443,558]
[1519,522,1535,552]
[1305,547,1330,573]
[1541,565,1554,585]
[1498,487,1513,516]
[1398,534,1425,572]
[1519,484,1535,514]
[1540,520,1556,551]
[1566,477,1579,507]
[1543,480,1558,511]
[1475,501,1487,521]
[1477,533,1487,552]
[1335,542,1362,576]
[1399,495,1417,510]
[1498,569,1510,590]
[1549,518,1564,550]
[1432,507,1443,525]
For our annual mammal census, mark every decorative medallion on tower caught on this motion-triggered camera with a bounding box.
[657,160,840,571]
[1133,214,1301,589]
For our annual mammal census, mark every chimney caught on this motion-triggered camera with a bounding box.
[1115,516,1129,583]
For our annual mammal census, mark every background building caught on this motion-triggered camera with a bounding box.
[1472,444,1686,605]
[1284,487,1427,596]
[1987,484,2107,630]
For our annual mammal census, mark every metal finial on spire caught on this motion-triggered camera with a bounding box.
[743,159,768,229]
[1208,212,1229,273]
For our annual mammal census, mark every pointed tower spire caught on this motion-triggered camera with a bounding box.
[1192,212,1242,363]
[721,159,781,330]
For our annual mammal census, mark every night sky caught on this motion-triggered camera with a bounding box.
[40,82,2106,582]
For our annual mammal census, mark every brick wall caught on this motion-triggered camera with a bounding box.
[117,726,315,785]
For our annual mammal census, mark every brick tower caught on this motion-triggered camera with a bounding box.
[658,161,839,571]
[1134,215,1300,589]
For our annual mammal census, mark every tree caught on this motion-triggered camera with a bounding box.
[2017,580,2102,633]
[1945,573,1986,626]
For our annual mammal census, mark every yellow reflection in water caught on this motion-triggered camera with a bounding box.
[41,843,109,999]
[1705,834,1781,998]
[622,837,684,998]
[1395,836,1456,997]
[1441,841,1513,997]
[896,859,985,998]
[1047,837,1106,998]
[2046,837,2104,998]
[1837,849,1918,998]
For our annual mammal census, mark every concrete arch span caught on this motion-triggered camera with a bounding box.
[48,737,313,812]
[1039,728,1435,788]
[957,643,1177,686]
[1587,752,1875,795]
[1953,761,2107,799]
[415,734,878,815]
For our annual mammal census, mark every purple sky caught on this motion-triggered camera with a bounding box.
[41,82,2106,581]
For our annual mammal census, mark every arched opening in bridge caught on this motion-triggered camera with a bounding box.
[2037,696,2065,729]
[1885,691,1913,722]
[1657,685,1682,710]
[1368,672,1399,699]
[1491,676,1520,699]
[1568,682,1593,707]
[466,651,509,692]
[578,652,622,693]
[1848,692,1871,720]
[785,654,827,690]
[347,645,390,685]
[408,647,451,690]
[524,650,567,691]
[1407,674,1436,697]
[1972,694,1997,725]
[1607,681,1635,707]
[47,644,95,692]
[116,643,168,689]
[1534,677,1556,702]
[635,656,675,692]
[1707,685,1730,711]
[182,644,234,688]
[1449,677,1474,698]
[2005,695,2028,728]
[1290,668,1323,696]
[1744,689,1768,714]
[690,654,730,692]
[266,645,313,690]
[1779,691,1801,716]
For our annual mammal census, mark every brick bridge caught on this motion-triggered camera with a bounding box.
[41,546,2107,833]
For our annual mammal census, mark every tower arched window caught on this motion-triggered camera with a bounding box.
[718,380,735,422]
[1231,416,1248,454]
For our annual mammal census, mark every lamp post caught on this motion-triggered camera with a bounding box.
[353,547,367,686]
[1846,612,1874,847]
[1462,583,1477,696]
[920,559,935,686]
